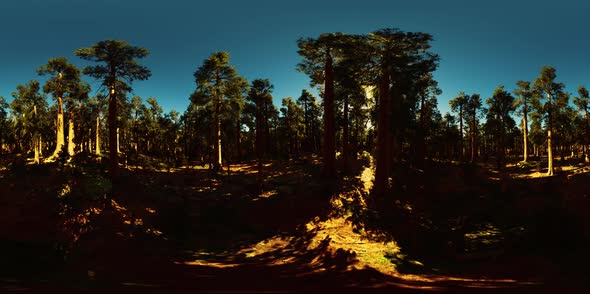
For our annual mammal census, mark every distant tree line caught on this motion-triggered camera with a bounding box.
[1,29,589,196]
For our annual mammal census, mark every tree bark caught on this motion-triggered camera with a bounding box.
[52,97,65,158]
[33,105,40,164]
[214,71,222,171]
[109,78,118,179]
[34,136,40,164]
[459,106,464,161]
[471,109,477,163]
[116,127,120,154]
[585,108,589,163]
[523,100,528,162]
[547,92,554,176]
[67,115,75,156]
[95,115,101,155]
[374,67,391,197]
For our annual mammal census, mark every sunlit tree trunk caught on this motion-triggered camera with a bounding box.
[33,105,40,164]
[67,116,75,156]
[585,108,589,163]
[52,97,65,157]
[33,136,40,164]
[88,128,92,153]
[523,103,528,162]
[95,115,101,155]
[116,127,120,153]
[108,71,119,178]
[214,72,223,171]
[547,92,554,176]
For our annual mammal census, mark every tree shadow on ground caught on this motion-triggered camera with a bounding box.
[339,159,590,285]
[2,154,590,292]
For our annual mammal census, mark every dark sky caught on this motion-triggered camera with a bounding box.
[1,0,589,115]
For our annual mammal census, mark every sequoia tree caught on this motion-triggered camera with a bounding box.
[513,80,532,162]
[532,66,563,176]
[37,57,83,158]
[76,40,151,178]
[191,51,246,171]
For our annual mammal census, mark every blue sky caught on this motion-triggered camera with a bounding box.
[1,0,589,116]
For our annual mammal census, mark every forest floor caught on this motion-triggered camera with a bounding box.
[1,153,590,293]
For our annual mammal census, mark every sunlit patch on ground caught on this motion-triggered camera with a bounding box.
[109,199,163,237]
[178,162,549,290]
[255,190,278,199]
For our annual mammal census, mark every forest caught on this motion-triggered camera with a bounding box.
[1,28,590,292]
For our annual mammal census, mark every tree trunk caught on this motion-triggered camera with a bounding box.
[109,80,118,179]
[67,116,75,156]
[88,128,92,153]
[95,115,101,155]
[52,97,65,157]
[214,72,222,171]
[305,101,310,153]
[33,136,40,164]
[523,102,528,162]
[585,108,589,163]
[116,127,120,154]
[547,93,554,176]
[471,110,477,163]
[374,67,391,197]
[459,107,464,161]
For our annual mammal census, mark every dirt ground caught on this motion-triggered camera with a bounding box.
[1,155,589,293]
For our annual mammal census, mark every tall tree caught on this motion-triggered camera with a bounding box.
[465,93,482,163]
[76,40,151,178]
[191,51,245,171]
[486,85,516,169]
[449,92,468,161]
[297,33,345,178]
[223,75,248,164]
[443,112,458,160]
[37,57,83,159]
[246,79,274,189]
[65,80,91,156]
[368,29,438,196]
[280,97,304,158]
[89,94,107,155]
[513,80,532,162]
[573,85,590,162]
[532,66,564,176]
[296,89,322,154]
